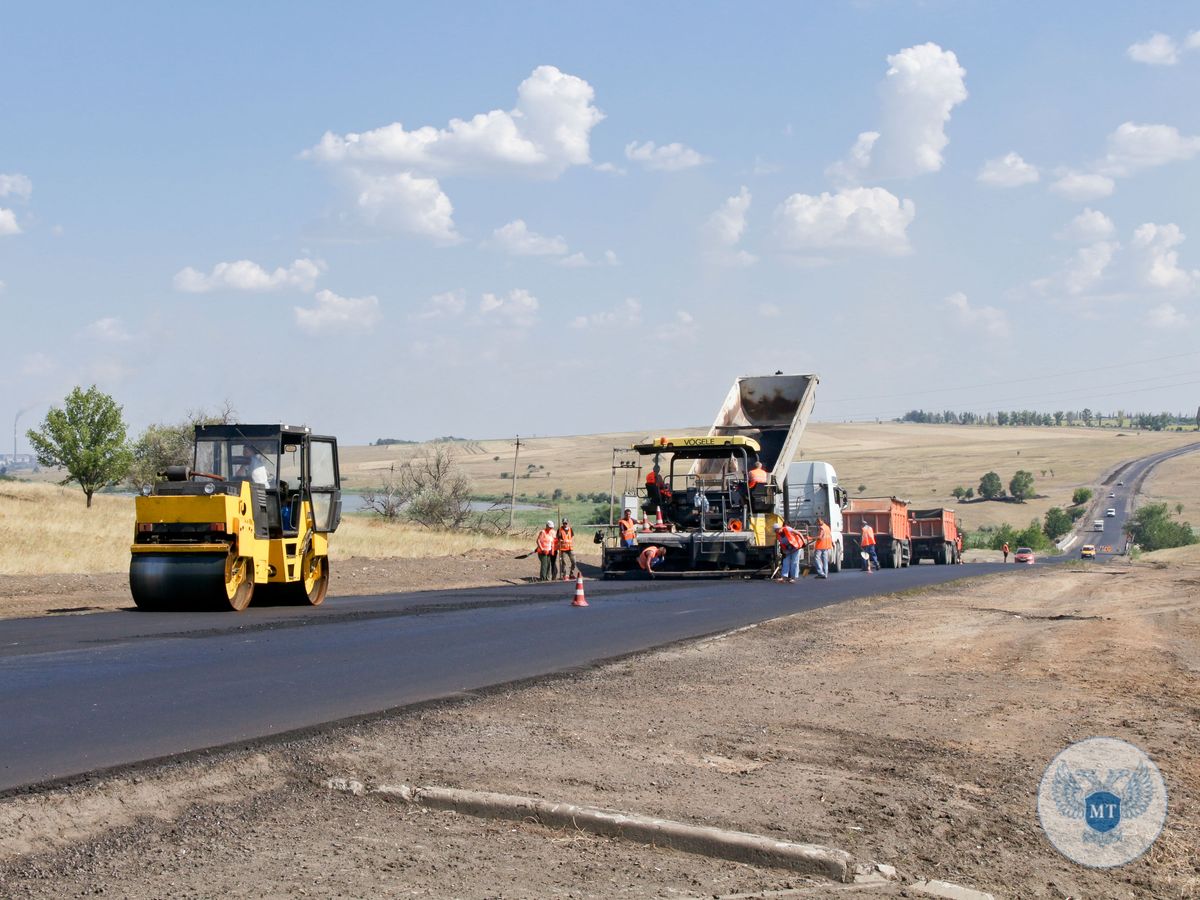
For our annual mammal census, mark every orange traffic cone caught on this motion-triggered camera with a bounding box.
[571,572,588,607]
[654,506,666,530]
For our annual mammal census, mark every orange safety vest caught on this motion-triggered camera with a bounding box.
[777,525,804,551]
[637,546,664,570]
[1002,542,1009,553]
[536,529,555,554]
[861,524,876,547]
[815,523,833,550]
[557,526,574,552]
[748,465,768,488]
[618,516,637,541]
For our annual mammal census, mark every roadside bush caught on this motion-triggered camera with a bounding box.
[1126,503,1198,552]
[1043,507,1072,540]
[1072,487,1092,506]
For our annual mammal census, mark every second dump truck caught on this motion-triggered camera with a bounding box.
[842,497,911,569]
[908,507,962,564]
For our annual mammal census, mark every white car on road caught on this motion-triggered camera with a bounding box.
[1106,508,1116,517]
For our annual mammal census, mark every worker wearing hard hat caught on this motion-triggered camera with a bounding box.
[618,509,638,548]
[773,522,806,583]
[813,517,834,579]
[556,519,577,581]
[535,520,557,582]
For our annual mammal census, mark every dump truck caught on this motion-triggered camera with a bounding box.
[129,424,342,611]
[908,508,961,565]
[843,497,910,568]
[782,461,847,574]
[600,373,818,577]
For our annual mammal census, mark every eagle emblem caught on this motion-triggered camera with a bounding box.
[1051,760,1156,846]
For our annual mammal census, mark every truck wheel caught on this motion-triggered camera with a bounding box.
[830,543,842,574]
[891,544,902,569]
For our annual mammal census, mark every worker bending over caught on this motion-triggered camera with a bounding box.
[556,519,577,580]
[637,545,667,578]
[860,522,879,573]
[618,509,638,548]
[773,522,806,583]
[535,520,557,582]
[813,517,833,579]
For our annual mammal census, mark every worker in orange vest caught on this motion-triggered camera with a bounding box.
[637,545,667,577]
[772,522,806,583]
[1002,541,1010,563]
[813,517,833,579]
[618,509,638,548]
[955,531,964,564]
[860,521,879,573]
[748,460,769,488]
[535,520,557,582]
[556,519,576,580]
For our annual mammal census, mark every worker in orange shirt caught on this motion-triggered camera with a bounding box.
[1002,541,1010,563]
[535,520,557,582]
[617,509,638,548]
[772,522,806,583]
[955,531,964,564]
[556,518,577,580]
[747,460,769,488]
[860,521,879,573]
[813,516,833,579]
[637,545,667,577]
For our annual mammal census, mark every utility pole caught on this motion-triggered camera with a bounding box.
[508,435,523,530]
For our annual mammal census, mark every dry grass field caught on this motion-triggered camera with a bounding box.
[0,482,529,576]
[1143,449,1200,521]
[342,423,1197,531]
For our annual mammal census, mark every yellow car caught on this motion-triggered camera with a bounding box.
[1080,544,1096,559]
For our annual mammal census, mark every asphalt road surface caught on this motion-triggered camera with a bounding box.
[2,443,1196,793]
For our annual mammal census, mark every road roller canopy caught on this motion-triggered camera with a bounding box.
[192,424,341,531]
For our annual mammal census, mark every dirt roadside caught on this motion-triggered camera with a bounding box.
[1,555,1196,899]
[0,549,602,620]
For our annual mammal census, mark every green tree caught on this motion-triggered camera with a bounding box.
[1126,503,1198,552]
[1072,487,1092,506]
[26,385,133,507]
[1043,507,1072,540]
[857,484,866,494]
[952,486,966,501]
[1009,469,1036,501]
[128,402,235,487]
[978,471,1004,500]
[965,487,974,500]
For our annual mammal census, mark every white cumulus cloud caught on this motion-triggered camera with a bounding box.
[174,258,324,293]
[0,174,32,200]
[1132,223,1200,293]
[294,289,381,334]
[84,317,133,342]
[1149,303,1187,328]
[0,208,20,236]
[413,290,467,320]
[976,152,1039,187]
[307,66,603,178]
[1057,208,1116,242]
[1099,122,1200,176]
[831,42,968,181]
[774,187,915,256]
[351,171,459,244]
[571,297,642,329]
[703,186,757,266]
[946,292,1009,338]
[479,288,539,328]
[1127,33,1180,65]
[1049,171,1115,201]
[558,249,619,268]
[624,141,709,171]
[491,219,568,256]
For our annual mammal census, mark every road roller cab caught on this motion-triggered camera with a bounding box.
[130,424,341,611]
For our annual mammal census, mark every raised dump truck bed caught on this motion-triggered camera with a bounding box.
[843,497,910,569]
[909,507,961,565]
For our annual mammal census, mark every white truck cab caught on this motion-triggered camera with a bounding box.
[782,461,847,573]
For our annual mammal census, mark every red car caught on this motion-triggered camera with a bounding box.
[1014,547,1035,564]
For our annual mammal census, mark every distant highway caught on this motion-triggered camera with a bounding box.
[1,443,1197,793]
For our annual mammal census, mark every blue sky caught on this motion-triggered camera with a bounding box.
[3,1,1199,445]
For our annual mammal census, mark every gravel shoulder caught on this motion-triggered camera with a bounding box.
[2,553,1197,899]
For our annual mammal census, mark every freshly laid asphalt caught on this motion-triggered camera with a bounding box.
[1,442,1196,794]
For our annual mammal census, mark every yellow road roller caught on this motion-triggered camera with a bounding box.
[130,424,341,611]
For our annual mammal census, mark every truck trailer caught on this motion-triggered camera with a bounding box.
[843,497,911,569]
[908,507,961,565]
